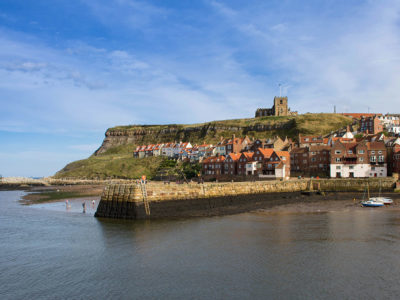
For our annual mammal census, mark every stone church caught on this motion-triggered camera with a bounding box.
[255,96,298,117]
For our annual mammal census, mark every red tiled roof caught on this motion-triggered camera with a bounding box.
[227,153,241,161]
[241,152,254,161]
[257,148,274,158]
[202,156,226,163]
[342,113,382,119]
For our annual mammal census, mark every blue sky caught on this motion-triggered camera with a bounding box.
[1,0,400,177]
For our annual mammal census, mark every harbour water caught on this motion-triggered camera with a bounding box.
[1,190,400,299]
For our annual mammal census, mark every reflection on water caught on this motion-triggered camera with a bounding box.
[1,190,400,299]
[32,198,99,215]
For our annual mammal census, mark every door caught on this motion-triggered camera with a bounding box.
[336,172,341,178]
[349,172,354,178]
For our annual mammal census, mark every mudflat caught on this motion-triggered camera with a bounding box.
[20,184,105,204]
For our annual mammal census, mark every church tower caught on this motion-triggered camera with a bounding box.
[273,96,288,116]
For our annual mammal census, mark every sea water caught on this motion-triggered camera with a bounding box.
[1,190,400,299]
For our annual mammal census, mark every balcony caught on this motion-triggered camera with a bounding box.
[342,158,357,164]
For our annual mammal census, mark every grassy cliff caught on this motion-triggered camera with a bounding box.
[54,113,352,179]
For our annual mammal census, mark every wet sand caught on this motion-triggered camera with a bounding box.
[257,192,400,214]
[257,199,400,214]
[21,184,105,204]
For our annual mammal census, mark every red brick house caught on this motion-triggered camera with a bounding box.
[308,145,330,175]
[290,147,309,173]
[298,135,329,147]
[252,148,290,178]
[225,136,250,155]
[359,115,383,134]
[237,152,254,175]
[393,144,400,176]
[202,155,226,176]
[224,153,241,175]
[330,140,387,178]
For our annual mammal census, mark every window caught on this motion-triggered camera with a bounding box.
[336,166,341,170]
[371,151,375,154]
[311,152,316,155]
[370,156,376,162]
[335,150,341,154]
[371,167,375,171]
[359,150,365,154]
[303,160,307,163]
[378,151,382,154]
[378,155,384,162]
[349,166,354,170]
[336,158,341,162]
[311,158,316,162]
[359,157,364,162]
[304,138,309,142]
[348,150,353,154]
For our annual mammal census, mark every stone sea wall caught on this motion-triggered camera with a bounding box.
[95,178,397,220]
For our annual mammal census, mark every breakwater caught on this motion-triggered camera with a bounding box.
[95,178,397,220]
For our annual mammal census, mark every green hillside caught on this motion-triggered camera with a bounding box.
[54,113,352,179]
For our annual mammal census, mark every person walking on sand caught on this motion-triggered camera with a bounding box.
[91,200,95,208]
[65,199,71,209]
[82,201,86,213]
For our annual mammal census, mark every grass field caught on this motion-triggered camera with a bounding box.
[54,155,164,179]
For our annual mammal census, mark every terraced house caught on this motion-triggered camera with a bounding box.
[224,153,241,175]
[225,136,250,155]
[202,155,226,176]
[330,140,387,178]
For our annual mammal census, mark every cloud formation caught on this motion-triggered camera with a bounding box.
[1,0,400,176]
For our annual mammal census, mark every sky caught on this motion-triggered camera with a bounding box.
[1,0,400,177]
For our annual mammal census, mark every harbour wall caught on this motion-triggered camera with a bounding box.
[95,178,397,220]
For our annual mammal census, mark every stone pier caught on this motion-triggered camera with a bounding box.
[95,178,396,220]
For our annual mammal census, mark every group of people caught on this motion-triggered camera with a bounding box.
[65,199,96,213]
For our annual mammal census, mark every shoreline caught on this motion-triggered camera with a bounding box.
[19,184,105,205]
[4,186,399,215]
